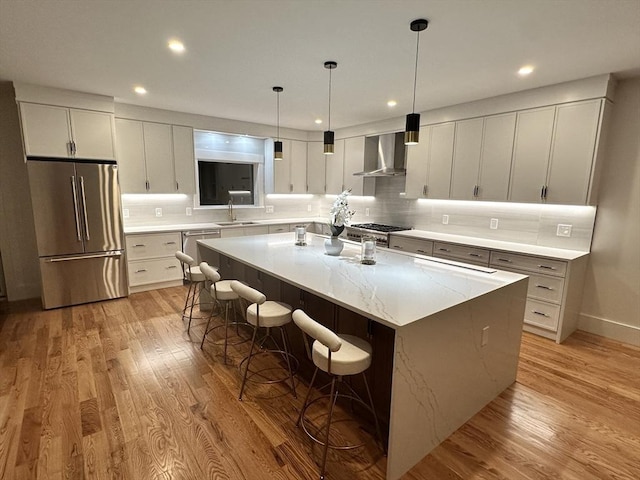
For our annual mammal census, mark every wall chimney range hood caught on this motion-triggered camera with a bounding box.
[353,132,407,177]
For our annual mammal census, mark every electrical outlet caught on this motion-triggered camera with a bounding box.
[155,208,162,217]
[365,208,370,217]
[556,224,572,237]
[490,218,499,230]
[122,208,129,219]
[265,205,274,214]
[186,207,192,216]
[481,326,490,347]
[307,204,312,212]
[442,214,449,225]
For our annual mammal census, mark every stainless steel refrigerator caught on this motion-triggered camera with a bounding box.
[27,159,127,309]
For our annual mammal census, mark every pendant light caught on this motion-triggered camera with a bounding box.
[273,86,284,160]
[323,61,337,155]
[405,18,429,146]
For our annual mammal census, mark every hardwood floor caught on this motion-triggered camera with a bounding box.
[1,286,638,479]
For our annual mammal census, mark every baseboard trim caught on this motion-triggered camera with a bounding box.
[578,313,640,347]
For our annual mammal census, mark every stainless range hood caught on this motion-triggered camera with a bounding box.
[353,132,406,177]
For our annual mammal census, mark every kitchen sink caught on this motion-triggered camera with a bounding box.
[216,221,258,226]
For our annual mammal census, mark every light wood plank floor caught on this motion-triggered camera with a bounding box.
[1,286,638,479]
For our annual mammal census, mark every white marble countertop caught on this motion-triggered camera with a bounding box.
[390,229,589,261]
[198,233,527,330]
[124,217,320,234]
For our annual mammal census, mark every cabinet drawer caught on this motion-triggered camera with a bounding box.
[288,223,311,232]
[490,251,567,277]
[268,224,289,234]
[126,232,181,260]
[433,242,490,266]
[527,274,565,304]
[524,298,560,331]
[128,257,182,286]
[388,236,433,256]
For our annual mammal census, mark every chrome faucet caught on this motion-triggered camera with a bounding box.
[228,198,236,221]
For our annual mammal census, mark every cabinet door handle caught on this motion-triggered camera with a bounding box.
[540,186,545,199]
[543,186,548,199]
[422,185,427,196]
[535,284,554,290]
[497,258,512,263]
[438,248,451,252]
[135,269,148,273]
[416,249,427,254]
[532,310,550,317]
[473,185,479,197]
[176,181,179,191]
[133,244,146,247]
[146,180,150,191]
[538,264,556,271]
[392,245,403,250]
[469,253,481,257]
[164,241,177,245]
[166,265,178,269]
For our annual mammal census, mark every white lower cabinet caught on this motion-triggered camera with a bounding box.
[125,232,183,292]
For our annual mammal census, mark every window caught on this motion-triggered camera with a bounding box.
[194,130,266,208]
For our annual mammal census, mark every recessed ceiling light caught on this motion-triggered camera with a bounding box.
[518,65,534,76]
[387,100,397,107]
[168,39,185,53]
[134,86,147,95]
[315,119,323,124]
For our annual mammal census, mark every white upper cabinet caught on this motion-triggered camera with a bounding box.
[325,139,345,194]
[450,113,516,201]
[510,100,603,204]
[307,141,326,194]
[405,123,455,199]
[450,118,484,200]
[172,126,196,194]
[509,106,556,203]
[343,136,366,195]
[273,139,307,193]
[143,122,174,193]
[545,100,603,205]
[115,119,196,194]
[20,102,115,160]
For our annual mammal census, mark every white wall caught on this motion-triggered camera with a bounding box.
[578,78,640,345]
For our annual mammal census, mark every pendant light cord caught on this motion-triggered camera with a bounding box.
[328,67,332,131]
[412,29,420,114]
[276,90,280,141]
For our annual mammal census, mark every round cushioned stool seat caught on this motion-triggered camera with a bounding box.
[185,265,206,282]
[210,280,238,301]
[247,301,292,328]
[312,334,372,376]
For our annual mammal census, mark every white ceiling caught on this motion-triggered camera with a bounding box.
[1,0,639,132]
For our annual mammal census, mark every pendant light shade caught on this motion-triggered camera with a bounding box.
[323,61,337,155]
[273,86,283,160]
[405,19,428,146]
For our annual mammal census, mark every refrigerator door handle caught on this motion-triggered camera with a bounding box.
[79,176,90,241]
[46,251,124,263]
[70,175,82,241]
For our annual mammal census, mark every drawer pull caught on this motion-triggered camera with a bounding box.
[416,249,427,254]
[469,253,481,257]
[393,245,404,250]
[135,269,148,273]
[164,241,177,245]
[532,310,550,317]
[497,258,512,263]
[166,265,178,269]
[133,244,146,247]
[535,284,554,291]
[438,248,450,252]
[538,264,556,270]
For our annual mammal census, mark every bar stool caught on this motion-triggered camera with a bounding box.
[292,309,384,480]
[230,280,298,401]
[175,251,207,332]
[199,262,248,364]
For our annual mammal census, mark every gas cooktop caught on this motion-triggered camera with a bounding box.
[349,223,412,233]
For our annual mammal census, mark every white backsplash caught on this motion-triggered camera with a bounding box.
[122,176,595,251]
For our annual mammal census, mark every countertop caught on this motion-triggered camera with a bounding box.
[390,229,589,261]
[197,233,527,330]
[123,217,320,234]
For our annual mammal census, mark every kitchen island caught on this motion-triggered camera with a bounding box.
[198,233,527,480]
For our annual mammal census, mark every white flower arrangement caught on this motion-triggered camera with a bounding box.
[328,190,355,234]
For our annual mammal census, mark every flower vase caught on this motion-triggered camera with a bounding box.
[324,236,344,256]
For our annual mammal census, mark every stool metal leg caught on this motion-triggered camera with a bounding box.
[320,377,338,480]
[297,366,319,427]
[223,300,231,364]
[239,324,259,401]
[280,327,297,398]
[200,300,215,349]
